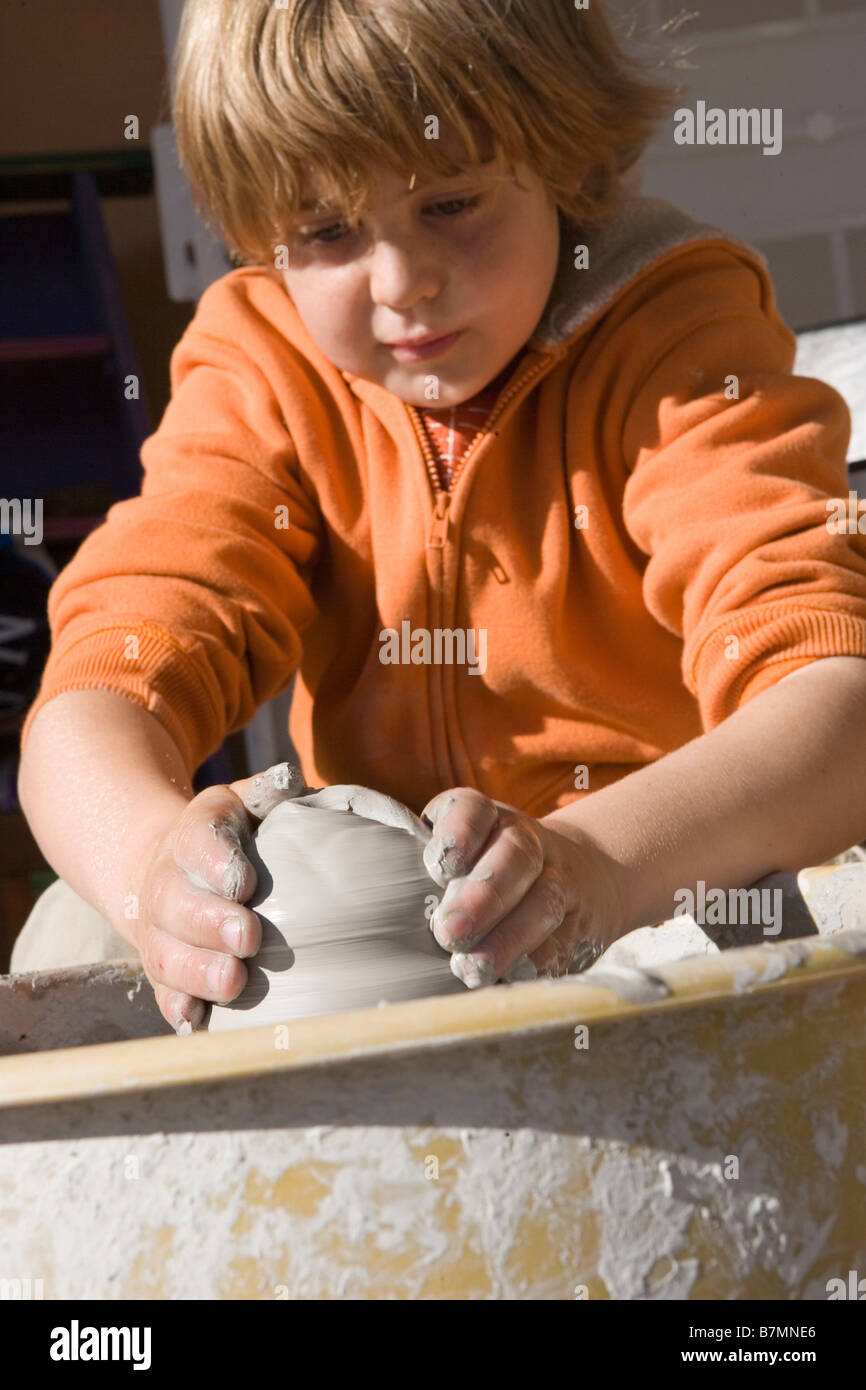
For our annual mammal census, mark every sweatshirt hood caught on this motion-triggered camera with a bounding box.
[528,193,771,354]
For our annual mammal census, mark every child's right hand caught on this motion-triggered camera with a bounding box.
[129,762,308,1033]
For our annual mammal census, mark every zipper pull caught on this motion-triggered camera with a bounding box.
[427,492,451,548]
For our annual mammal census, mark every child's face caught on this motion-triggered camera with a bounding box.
[279,144,563,407]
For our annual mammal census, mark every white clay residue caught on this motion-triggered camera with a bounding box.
[574,964,671,1005]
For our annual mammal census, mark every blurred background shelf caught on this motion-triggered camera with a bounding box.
[0,163,153,496]
[0,155,235,967]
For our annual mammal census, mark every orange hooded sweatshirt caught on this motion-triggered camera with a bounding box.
[21,195,866,818]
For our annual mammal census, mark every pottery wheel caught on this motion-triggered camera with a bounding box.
[205,786,466,1031]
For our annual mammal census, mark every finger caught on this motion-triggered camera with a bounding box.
[172,786,258,902]
[448,866,566,985]
[528,934,574,979]
[420,787,499,887]
[230,761,309,821]
[147,860,262,958]
[140,923,248,1004]
[152,983,208,1034]
[430,812,544,952]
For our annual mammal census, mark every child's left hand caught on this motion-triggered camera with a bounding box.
[420,787,624,987]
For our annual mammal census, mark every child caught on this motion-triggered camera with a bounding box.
[14,0,866,1028]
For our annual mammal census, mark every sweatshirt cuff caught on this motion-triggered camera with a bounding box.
[687,602,866,728]
[19,624,224,776]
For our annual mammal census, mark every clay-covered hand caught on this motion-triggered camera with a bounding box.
[130,762,309,1032]
[421,787,623,986]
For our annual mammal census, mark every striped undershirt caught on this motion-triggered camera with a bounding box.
[416,349,526,491]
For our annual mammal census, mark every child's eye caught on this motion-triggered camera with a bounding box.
[298,221,350,246]
[297,195,482,247]
[428,195,482,218]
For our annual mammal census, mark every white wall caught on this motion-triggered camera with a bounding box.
[615,0,866,328]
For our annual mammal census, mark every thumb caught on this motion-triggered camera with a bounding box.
[228,761,310,824]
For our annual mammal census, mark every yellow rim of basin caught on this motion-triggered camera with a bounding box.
[1,932,865,1109]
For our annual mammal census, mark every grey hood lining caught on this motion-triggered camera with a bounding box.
[528,194,771,353]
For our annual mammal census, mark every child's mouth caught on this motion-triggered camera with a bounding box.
[388,330,463,362]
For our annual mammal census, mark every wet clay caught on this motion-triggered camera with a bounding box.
[205,786,466,1031]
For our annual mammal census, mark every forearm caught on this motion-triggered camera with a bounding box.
[543,656,866,938]
[18,691,194,942]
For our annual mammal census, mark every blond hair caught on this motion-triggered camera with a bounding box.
[172,0,687,266]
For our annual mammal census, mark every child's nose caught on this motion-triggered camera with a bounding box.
[368,239,442,309]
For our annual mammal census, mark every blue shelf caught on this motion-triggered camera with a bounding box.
[0,171,150,499]
[0,211,102,341]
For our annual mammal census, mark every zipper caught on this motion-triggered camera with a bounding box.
[406,350,557,783]
[405,407,453,784]
[410,351,555,527]
[427,491,451,548]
